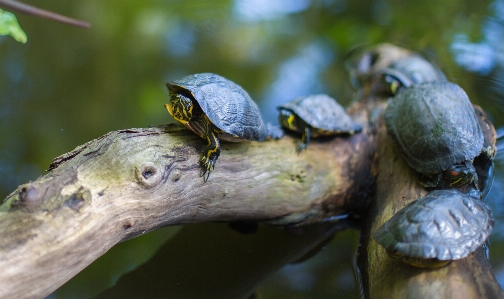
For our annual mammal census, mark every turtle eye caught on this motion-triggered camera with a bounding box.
[450,170,460,177]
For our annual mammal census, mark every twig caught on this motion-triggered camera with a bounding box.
[0,0,90,28]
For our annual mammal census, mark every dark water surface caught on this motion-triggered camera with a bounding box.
[1,0,504,298]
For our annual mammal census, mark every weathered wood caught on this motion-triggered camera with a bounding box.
[0,122,373,299]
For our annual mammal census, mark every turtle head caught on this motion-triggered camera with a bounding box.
[383,74,402,95]
[278,109,298,132]
[165,93,194,125]
[445,161,479,190]
[381,69,411,95]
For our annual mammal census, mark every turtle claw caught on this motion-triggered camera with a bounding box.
[296,127,310,154]
[199,149,219,182]
[199,157,214,182]
[200,168,211,182]
[296,142,308,154]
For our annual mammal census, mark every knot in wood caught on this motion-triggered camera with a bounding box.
[15,184,42,211]
[136,162,163,188]
[65,189,91,211]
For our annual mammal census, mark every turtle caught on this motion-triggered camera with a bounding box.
[345,43,412,89]
[165,73,268,180]
[380,55,447,95]
[385,82,484,190]
[372,189,494,268]
[277,94,362,153]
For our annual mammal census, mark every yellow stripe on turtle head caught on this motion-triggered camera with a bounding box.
[164,103,174,116]
[165,94,194,125]
[287,113,296,127]
[279,109,298,131]
[390,81,399,94]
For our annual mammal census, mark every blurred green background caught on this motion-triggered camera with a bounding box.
[1,0,504,298]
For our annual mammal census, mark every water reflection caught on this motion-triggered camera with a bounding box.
[449,0,504,76]
[234,0,310,22]
[261,41,334,122]
[451,35,495,74]
[278,264,317,291]
[258,229,358,298]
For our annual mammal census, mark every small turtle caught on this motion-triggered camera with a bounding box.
[165,73,268,180]
[380,55,447,95]
[385,82,484,189]
[277,94,362,153]
[373,189,494,268]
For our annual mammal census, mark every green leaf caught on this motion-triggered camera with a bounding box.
[0,8,27,43]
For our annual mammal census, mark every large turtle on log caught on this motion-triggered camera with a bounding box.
[384,82,484,190]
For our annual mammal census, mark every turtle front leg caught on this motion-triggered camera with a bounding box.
[187,115,221,181]
[296,127,310,154]
[200,130,221,181]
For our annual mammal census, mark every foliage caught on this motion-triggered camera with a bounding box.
[0,9,26,43]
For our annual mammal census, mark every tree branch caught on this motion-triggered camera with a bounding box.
[0,122,373,299]
[0,0,90,28]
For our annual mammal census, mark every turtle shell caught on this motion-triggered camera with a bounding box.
[385,82,484,175]
[472,105,497,197]
[473,105,497,161]
[278,94,361,134]
[166,73,268,141]
[381,55,447,88]
[373,189,494,262]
